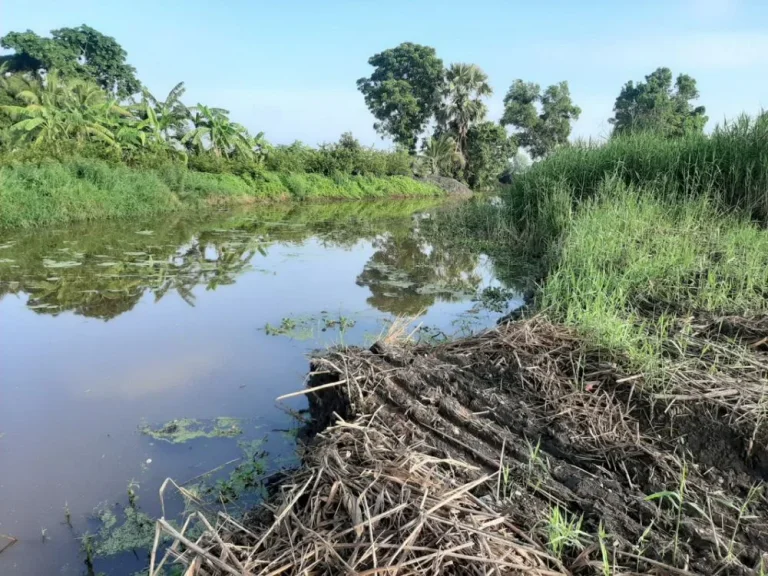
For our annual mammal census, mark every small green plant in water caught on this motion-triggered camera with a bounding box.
[80,532,95,573]
[474,286,516,313]
[127,480,140,509]
[64,502,72,527]
[264,317,297,336]
[139,417,242,444]
[264,312,357,341]
[91,504,157,557]
[208,439,268,504]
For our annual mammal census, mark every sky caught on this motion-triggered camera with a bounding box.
[2,0,767,148]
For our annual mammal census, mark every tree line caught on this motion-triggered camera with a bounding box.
[0,26,709,189]
[0,25,415,180]
[357,42,709,187]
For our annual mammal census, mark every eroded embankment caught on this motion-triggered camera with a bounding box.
[150,317,768,576]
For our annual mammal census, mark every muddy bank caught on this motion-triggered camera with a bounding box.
[150,317,768,575]
[418,175,474,197]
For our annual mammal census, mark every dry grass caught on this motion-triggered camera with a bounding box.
[150,316,768,576]
[150,412,566,575]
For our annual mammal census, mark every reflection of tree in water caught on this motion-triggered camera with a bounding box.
[4,235,263,320]
[0,200,441,320]
[356,230,482,316]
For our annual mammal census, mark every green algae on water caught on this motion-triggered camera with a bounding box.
[139,417,242,444]
[92,505,158,557]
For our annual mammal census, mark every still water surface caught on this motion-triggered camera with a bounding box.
[0,201,517,575]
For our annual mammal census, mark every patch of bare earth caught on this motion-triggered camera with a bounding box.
[151,316,768,575]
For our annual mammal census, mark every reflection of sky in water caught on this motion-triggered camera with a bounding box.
[0,203,517,575]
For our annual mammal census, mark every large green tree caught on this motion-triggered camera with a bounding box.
[501,80,580,159]
[437,63,492,162]
[464,122,516,190]
[357,43,444,153]
[609,67,707,137]
[0,25,140,97]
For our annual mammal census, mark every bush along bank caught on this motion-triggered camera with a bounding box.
[0,158,443,228]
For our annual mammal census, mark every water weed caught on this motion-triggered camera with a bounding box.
[139,417,242,444]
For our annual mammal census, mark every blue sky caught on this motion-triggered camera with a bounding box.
[2,0,767,147]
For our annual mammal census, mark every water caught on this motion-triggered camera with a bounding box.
[0,201,519,575]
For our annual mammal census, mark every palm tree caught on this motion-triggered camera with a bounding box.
[182,104,253,159]
[250,131,270,165]
[136,82,189,142]
[422,134,463,176]
[438,63,493,161]
[0,71,122,149]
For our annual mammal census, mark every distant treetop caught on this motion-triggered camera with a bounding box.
[1,25,141,98]
[609,67,707,138]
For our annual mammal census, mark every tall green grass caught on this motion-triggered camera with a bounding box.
[541,181,768,370]
[528,112,767,210]
[0,159,443,228]
[0,160,181,228]
[500,112,768,250]
[425,111,768,374]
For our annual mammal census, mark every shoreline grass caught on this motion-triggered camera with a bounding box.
[0,158,443,228]
[426,111,768,385]
[541,182,768,373]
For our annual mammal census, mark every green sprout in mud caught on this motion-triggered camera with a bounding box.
[546,506,587,559]
[525,438,547,488]
[724,483,764,562]
[500,464,513,501]
[598,521,614,576]
[644,462,688,564]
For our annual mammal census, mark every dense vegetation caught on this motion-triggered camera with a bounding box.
[0,28,445,227]
[429,110,768,380]
[0,24,720,230]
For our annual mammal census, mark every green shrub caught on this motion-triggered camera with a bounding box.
[0,157,441,228]
[0,159,178,228]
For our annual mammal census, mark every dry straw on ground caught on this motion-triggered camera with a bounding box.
[151,316,768,576]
